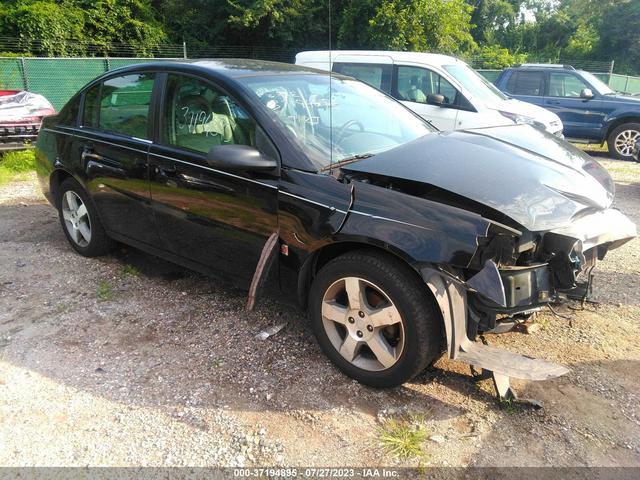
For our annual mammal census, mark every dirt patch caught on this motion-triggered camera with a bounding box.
[0,160,639,467]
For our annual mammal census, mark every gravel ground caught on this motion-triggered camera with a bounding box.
[0,157,639,467]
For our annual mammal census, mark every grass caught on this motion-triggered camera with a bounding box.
[0,149,36,185]
[377,416,428,460]
[573,141,608,154]
[97,280,114,302]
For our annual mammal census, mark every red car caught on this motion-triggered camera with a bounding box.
[0,90,55,151]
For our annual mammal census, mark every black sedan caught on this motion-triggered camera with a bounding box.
[35,60,636,396]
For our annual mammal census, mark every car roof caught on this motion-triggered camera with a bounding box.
[508,64,587,73]
[103,58,331,79]
[296,50,466,67]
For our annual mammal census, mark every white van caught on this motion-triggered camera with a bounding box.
[295,50,564,136]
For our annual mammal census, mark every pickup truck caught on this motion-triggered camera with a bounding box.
[495,64,640,160]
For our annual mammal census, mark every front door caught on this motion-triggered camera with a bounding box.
[148,73,279,288]
[75,72,158,246]
[544,71,605,140]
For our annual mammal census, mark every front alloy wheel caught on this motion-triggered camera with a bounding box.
[321,277,405,371]
[310,251,444,387]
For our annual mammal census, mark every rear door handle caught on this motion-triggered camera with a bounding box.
[81,144,103,166]
[155,164,177,177]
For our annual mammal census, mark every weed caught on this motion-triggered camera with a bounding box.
[121,264,139,277]
[500,397,521,414]
[210,357,225,369]
[97,280,113,301]
[377,416,427,460]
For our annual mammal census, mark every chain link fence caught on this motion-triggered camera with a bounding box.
[0,45,299,110]
[2,49,640,111]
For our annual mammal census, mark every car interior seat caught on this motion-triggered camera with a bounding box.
[174,91,233,152]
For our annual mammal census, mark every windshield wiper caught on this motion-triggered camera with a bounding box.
[320,153,375,172]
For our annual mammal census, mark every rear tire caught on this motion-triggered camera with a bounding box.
[57,177,115,257]
[309,250,444,387]
[607,123,640,160]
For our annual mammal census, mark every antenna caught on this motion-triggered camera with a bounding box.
[328,0,333,174]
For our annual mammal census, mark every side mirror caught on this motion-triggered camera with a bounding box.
[207,145,277,172]
[580,88,594,99]
[426,94,445,106]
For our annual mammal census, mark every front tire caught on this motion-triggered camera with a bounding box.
[57,177,115,257]
[608,123,640,160]
[309,251,444,387]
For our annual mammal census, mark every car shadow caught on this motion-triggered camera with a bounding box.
[0,202,466,423]
[469,359,640,467]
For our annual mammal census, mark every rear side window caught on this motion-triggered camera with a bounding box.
[94,73,155,138]
[82,83,100,128]
[506,71,544,96]
[332,63,392,93]
[57,94,80,126]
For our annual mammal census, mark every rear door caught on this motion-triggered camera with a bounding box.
[544,71,605,140]
[147,72,279,288]
[74,72,158,246]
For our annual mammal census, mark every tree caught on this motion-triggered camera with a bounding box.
[0,1,86,56]
[466,0,524,45]
[472,44,527,68]
[339,0,476,54]
[598,0,640,74]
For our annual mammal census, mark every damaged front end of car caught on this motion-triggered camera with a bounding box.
[420,207,635,400]
[340,124,637,399]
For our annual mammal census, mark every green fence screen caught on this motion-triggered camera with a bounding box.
[0,57,179,110]
[2,57,640,111]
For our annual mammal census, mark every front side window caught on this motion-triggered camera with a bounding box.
[549,73,590,97]
[506,71,544,96]
[239,74,434,170]
[98,73,155,138]
[580,71,613,95]
[332,63,392,93]
[162,74,256,154]
[396,66,457,106]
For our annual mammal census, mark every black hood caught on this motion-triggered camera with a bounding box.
[342,124,615,232]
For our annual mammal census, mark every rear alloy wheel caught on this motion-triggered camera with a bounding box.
[57,178,115,257]
[309,251,444,387]
[608,123,640,160]
[61,190,92,248]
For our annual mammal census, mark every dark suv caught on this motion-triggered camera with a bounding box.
[495,64,640,160]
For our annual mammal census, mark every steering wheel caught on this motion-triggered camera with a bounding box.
[335,119,364,145]
[260,91,286,112]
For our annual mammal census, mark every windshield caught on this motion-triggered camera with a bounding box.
[443,63,508,103]
[239,74,435,170]
[581,71,614,95]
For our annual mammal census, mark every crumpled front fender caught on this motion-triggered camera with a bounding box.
[420,266,569,381]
